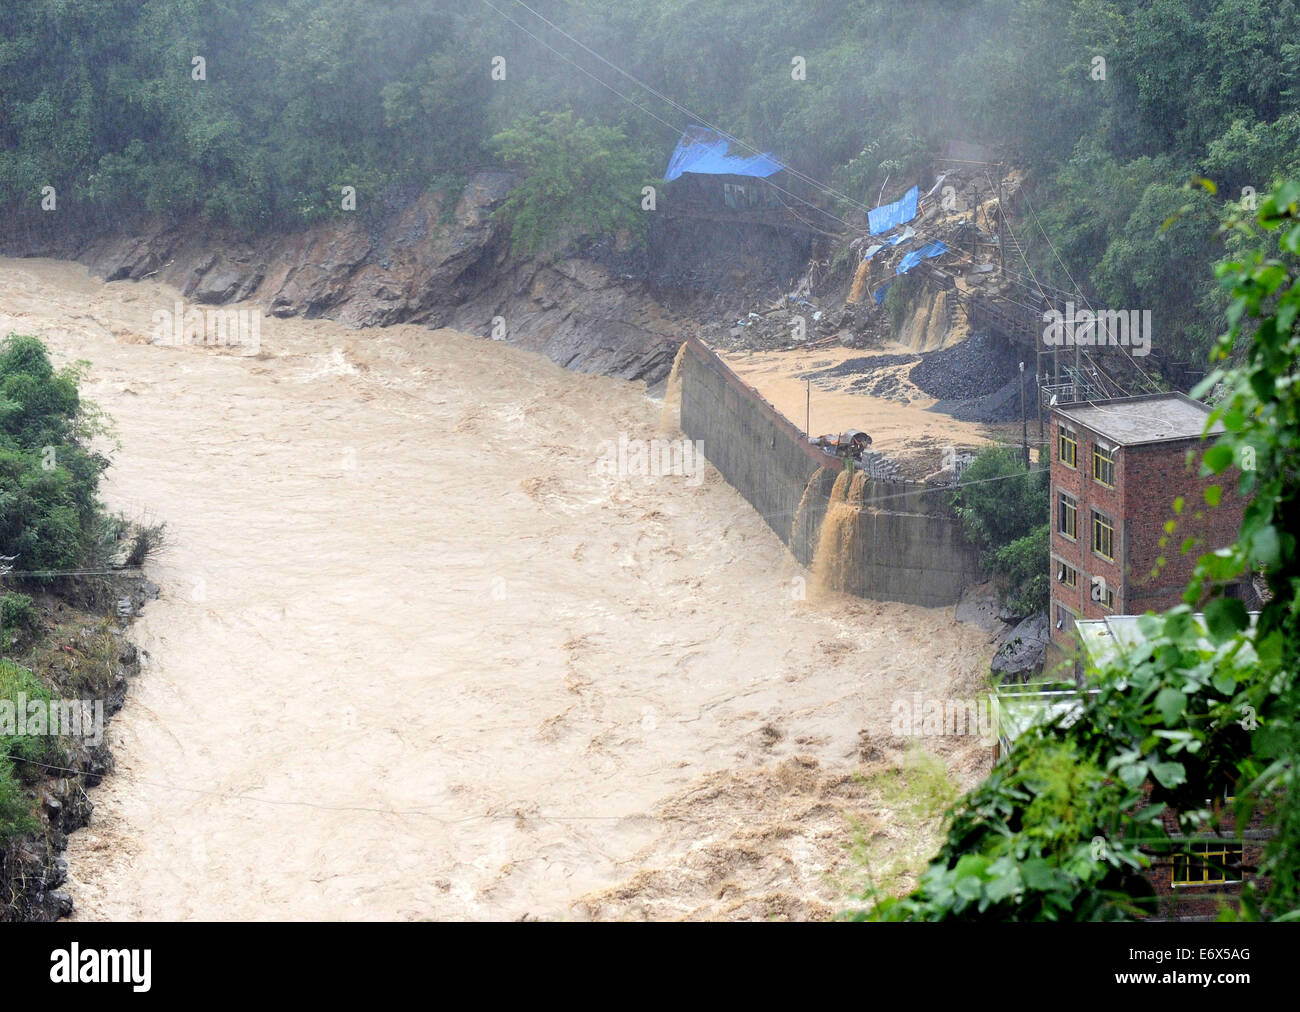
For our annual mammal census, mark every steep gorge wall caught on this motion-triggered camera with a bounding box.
[0,171,681,382]
[678,338,982,607]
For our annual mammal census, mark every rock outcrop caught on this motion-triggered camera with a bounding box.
[1,170,682,382]
[991,612,1050,680]
[1,602,142,922]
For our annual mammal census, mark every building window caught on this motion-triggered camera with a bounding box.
[1172,842,1243,886]
[1056,560,1078,588]
[1058,428,1078,469]
[1054,603,1076,633]
[1092,510,1114,560]
[1092,444,1115,487]
[1089,575,1115,610]
[1058,492,1078,540]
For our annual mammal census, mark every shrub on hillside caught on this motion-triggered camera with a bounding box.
[0,334,109,575]
[951,445,1049,614]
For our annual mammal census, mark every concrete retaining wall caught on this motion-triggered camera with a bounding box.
[678,337,983,607]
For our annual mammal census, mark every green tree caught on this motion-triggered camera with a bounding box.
[951,446,1049,614]
[490,110,650,258]
[0,335,108,573]
[1092,182,1222,362]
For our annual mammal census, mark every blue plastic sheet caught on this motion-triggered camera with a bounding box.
[873,283,891,305]
[868,185,918,234]
[895,240,948,275]
[665,126,784,182]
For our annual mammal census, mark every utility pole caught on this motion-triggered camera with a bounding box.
[0,554,12,660]
[1036,355,1044,441]
[996,171,1006,274]
[1074,316,1082,399]
[1019,361,1029,468]
[1036,292,1044,442]
[806,379,811,436]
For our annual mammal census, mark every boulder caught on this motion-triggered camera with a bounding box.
[992,611,1049,679]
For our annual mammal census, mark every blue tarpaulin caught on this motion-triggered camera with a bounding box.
[868,185,919,235]
[873,283,891,305]
[665,126,784,182]
[896,240,948,275]
[865,230,914,262]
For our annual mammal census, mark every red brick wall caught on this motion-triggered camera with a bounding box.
[1140,790,1272,921]
[1049,415,1247,647]
[1123,440,1245,615]
[1049,419,1125,644]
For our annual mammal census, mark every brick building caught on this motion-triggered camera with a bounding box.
[1073,614,1271,919]
[993,635,1272,921]
[1139,787,1271,920]
[1047,393,1246,648]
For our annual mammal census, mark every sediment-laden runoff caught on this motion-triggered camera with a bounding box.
[0,257,994,920]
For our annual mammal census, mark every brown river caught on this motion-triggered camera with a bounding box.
[0,257,993,920]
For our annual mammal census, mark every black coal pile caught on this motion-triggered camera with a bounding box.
[909,331,1017,400]
[799,353,919,381]
[932,372,1030,423]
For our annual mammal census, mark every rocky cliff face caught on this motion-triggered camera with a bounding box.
[1,170,684,382]
[0,589,144,923]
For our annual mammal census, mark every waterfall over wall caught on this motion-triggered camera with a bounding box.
[674,338,983,606]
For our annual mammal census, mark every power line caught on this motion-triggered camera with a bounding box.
[492,0,1172,411]
[476,0,684,142]
[717,463,1051,529]
[475,0,862,234]
[3,568,143,578]
[504,0,882,219]
[488,0,1091,311]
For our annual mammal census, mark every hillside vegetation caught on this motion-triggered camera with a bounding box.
[864,182,1300,921]
[3,1,1299,363]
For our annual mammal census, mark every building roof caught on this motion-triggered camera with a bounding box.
[1053,393,1223,447]
[992,682,1098,752]
[1076,612,1260,667]
[664,126,784,182]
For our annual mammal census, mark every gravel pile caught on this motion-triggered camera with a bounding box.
[908,331,1018,400]
[931,372,1028,423]
[799,353,919,381]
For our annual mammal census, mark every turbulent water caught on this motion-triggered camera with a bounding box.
[0,258,993,921]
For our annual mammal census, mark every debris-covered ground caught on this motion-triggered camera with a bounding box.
[688,162,1033,443]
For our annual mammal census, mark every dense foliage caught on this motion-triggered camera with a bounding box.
[863,181,1300,921]
[3,1,1299,359]
[0,335,108,574]
[0,660,59,844]
[490,111,650,256]
[0,334,116,846]
[951,445,1050,615]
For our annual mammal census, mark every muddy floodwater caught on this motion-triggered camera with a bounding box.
[0,258,993,920]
